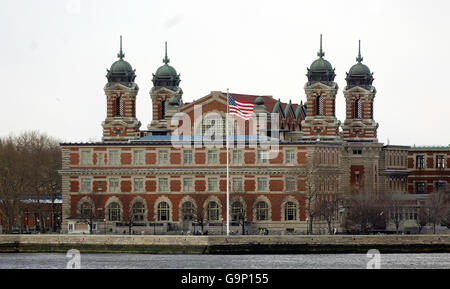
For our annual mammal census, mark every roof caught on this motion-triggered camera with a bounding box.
[410,145,450,150]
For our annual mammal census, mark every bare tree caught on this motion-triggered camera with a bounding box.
[315,195,341,234]
[342,193,386,234]
[416,206,428,234]
[424,190,449,234]
[302,148,339,235]
[385,193,407,234]
[0,136,32,233]
[230,188,248,235]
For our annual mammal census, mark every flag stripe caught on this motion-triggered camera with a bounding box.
[228,93,255,121]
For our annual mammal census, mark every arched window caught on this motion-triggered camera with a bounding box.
[255,201,269,221]
[181,201,195,221]
[108,202,121,221]
[231,201,244,222]
[157,202,170,221]
[115,97,122,117]
[354,99,362,119]
[80,202,93,218]
[284,202,297,221]
[207,201,220,221]
[161,100,166,119]
[131,202,145,222]
[316,95,323,116]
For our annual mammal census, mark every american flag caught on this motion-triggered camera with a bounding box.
[227,93,254,120]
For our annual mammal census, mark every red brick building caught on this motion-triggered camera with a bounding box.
[60,37,449,234]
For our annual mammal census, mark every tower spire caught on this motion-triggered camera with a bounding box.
[163,41,170,64]
[317,34,325,58]
[356,40,363,63]
[117,35,125,59]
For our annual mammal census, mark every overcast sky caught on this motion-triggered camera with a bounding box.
[1,0,449,146]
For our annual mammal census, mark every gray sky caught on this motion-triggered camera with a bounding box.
[1,0,449,146]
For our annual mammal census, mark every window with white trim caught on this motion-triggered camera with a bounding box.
[207,149,218,164]
[255,201,269,221]
[97,152,104,166]
[257,177,268,192]
[157,202,170,221]
[183,150,193,165]
[257,150,268,164]
[285,150,295,164]
[232,177,243,192]
[436,155,445,169]
[133,150,144,165]
[109,150,120,166]
[183,177,193,192]
[158,150,169,165]
[81,151,91,166]
[159,178,169,192]
[284,202,297,221]
[232,150,242,164]
[207,177,218,192]
[207,201,220,221]
[109,178,120,193]
[133,178,144,192]
[286,177,296,191]
[80,178,92,193]
[416,155,425,169]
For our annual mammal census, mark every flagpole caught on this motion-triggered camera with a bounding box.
[226,88,230,236]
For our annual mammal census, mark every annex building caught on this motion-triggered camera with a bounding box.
[60,37,450,235]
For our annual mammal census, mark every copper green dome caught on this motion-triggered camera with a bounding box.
[152,42,181,90]
[346,40,374,89]
[306,34,336,86]
[255,96,264,105]
[106,36,136,86]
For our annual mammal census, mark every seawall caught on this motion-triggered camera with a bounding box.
[0,235,449,254]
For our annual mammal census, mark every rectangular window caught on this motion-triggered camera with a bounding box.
[416,155,425,169]
[286,177,296,191]
[232,177,243,192]
[435,181,446,192]
[183,150,193,165]
[133,150,144,165]
[158,150,169,165]
[109,178,120,193]
[207,177,218,192]
[257,177,268,192]
[352,149,362,155]
[415,182,425,194]
[133,178,144,192]
[285,150,295,164]
[159,178,169,192]
[68,224,74,231]
[257,150,268,164]
[232,150,242,164]
[80,178,92,193]
[207,150,218,164]
[436,155,445,169]
[183,177,193,192]
[97,152,104,166]
[81,151,91,166]
[109,150,120,166]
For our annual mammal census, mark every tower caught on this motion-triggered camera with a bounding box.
[341,41,382,196]
[301,35,340,140]
[342,40,378,141]
[102,36,141,141]
[148,42,183,135]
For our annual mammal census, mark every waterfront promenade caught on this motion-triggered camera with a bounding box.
[0,235,449,254]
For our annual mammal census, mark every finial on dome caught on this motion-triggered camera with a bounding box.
[163,41,170,64]
[317,34,325,58]
[356,40,363,63]
[117,35,125,60]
